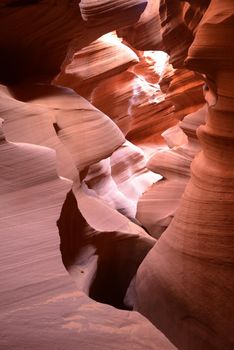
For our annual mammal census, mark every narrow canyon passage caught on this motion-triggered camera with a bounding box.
[55,44,203,312]
[0,1,233,350]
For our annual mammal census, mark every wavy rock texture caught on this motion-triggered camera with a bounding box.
[136,178,186,238]
[1,76,159,315]
[127,51,177,145]
[117,0,163,51]
[55,31,182,147]
[55,93,125,172]
[0,4,172,346]
[0,84,78,179]
[135,64,206,237]
[135,106,202,238]
[159,0,209,68]
[0,125,176,350]
[79,0,147,28]
[57,38,180,146]
[54,33,139,98]
[110,141,161,213]
[1,1,233,350]
[132,1,207,237]
[0,83,125,180]
[92,50,177,144]
[135,2,234,350]
[91,71,135,135]
[58,183,156,310]
[82,141,161,220]
[0,4,174,348]
[147,106,206,180]
[55,102,161,308]
[163,68,205,121]
[83,157,137,218]
[127,84,176,145]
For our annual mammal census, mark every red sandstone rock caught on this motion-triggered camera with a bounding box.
[53,33,139,98]
[0,2,174,350]
[79,0,147,28]
[92,50,177,145]
[135,2,234,350]
[137,179,186,238]
[0,83,78,179]
[55,93,125,172]
[91,71,135,135]
[135,104,206,237]
[163,68,205,121]
[117,0,164,51]
[1,1,233,350]
[161,125,188,149]
[127,52,177,145]
[110,141,161,215]
[0,124,176,350]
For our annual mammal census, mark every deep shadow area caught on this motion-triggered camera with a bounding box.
[4,0,41,7]
[57,190,155,310]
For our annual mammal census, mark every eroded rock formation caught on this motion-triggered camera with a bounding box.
[0,122,175,350]
[0,1,233,350]
[135,2,234,350]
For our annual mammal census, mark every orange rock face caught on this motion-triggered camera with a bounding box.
[0,122,175,350]
[79,0,147,28]
[135,2,234,350]
[53,33,139,98]
[91,71,135,135]
[1,1,233,350]
[117,0,163,51]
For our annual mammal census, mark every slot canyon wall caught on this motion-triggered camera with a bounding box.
[0,1,233,350]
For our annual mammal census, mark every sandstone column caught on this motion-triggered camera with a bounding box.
[135,1,234,349]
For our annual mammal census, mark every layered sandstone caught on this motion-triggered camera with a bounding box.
[1,1,233,350]
[54,33,139,98]
[135,2,234,350]
[0,123,175,350]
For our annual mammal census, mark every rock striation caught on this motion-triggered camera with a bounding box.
[135,2,234,350]
[117,0,163,51]
[0,123,176,350]
[79,0,147,28]
[1,1,233,350]
[54,33,139,98]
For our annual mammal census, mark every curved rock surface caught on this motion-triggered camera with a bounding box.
[1,1,233,350]
[163,68,205,121]
[54,33,139,98]
[55,94,125,172]
[117,0,163,51]
[136,179,186,238]
[159,0,210,68]
[58,184,155,310]
[135,2,234,350]
[0,83,78,179]
[80,0,147,28]
[91,71,135,135]
[0,125,176,350]
[135,89,206,238]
